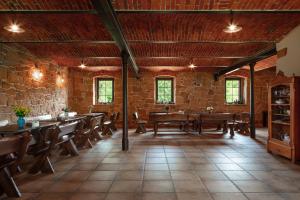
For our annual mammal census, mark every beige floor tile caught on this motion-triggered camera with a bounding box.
[142,193,177,200]
[234,180,273,192]
[109,181,142,192]
[142,181,174,192]
[173,181,207,193]
[69,193,106,200]
[204,180,240,193]
[88,171,119,181]
[79,181,112,192]
[176,192,212,200]
[144,171,171,180]
[211,193,248,200]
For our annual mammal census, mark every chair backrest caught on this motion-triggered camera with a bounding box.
[241,112,250,122]
[44,126,60,152]
[58,121,78,137]
[133,112,139,121]
[0,132,31,160]
[89,117,98,130]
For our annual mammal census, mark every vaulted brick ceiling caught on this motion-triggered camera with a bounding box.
[0,0,300,71]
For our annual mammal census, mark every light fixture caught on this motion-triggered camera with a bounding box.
[79,60,86,69]
[188,59,196,69]
[223,11,242,33]
[32,64,43,81]
[4,22,25,33]
[56,71,65,86]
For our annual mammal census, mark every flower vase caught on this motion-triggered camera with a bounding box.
[17,116,25,129]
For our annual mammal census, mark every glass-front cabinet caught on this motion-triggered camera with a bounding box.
[267,76,300,162]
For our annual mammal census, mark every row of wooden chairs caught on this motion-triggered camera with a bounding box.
[0,112,120,198]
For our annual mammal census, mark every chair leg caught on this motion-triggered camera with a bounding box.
[141,124,147,133]
[41,157,55,174]
[63,139,79,156]
[0,168,21,197]
[135,126,141,133]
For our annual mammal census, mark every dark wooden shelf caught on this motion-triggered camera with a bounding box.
[272,121,290,126]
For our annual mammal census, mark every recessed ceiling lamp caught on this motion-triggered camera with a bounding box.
[4,22,25,33]
[32,64,43,81]
[223,11,242,33]
[188,59,196,69]
[56,70,65,86]
[79,60,86,69]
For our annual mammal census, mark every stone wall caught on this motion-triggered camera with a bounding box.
[0,44,68,122]
[68,67,277,128]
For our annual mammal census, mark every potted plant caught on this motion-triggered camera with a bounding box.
[13,106,30,129]
[62,107,70,117]
[206,106,214,114]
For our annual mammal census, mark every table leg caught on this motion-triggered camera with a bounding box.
[0,168,21,197]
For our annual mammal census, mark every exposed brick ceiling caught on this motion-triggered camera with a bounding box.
[0,0,299,71]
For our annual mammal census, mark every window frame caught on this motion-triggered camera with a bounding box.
[95,77,114,104]
[225,77,243,105]
[155,77,175,104]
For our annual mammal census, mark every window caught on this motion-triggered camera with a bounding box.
[225,78,242,104]
[156,77,174,104]
[95,78,114,104]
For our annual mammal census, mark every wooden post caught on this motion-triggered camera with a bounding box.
[122,51,129,151]
[249,62,256,138]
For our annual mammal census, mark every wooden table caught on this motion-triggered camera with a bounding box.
[149,112,189,135]
[0,121,59,137]
[149,112,235,137]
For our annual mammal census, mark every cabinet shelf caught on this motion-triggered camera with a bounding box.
[268,77,300,163]
[272,121,290,126]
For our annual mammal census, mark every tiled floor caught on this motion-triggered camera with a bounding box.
[2,128,300,200]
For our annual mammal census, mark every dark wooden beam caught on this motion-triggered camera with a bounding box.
[249,62,256,139]
[0,40,274,45]
[115,9,300,14]
[122,51,129,151]
[91,0,139,78]
[214,45,277,80]
[0,10,96,14]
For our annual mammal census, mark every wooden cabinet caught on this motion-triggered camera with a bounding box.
[267,76,300,162]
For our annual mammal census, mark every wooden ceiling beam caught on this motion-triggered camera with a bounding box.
[0,10,96,14]
[115,10,300,14]
[0,40,274,44]
[84,56,244,59]
[214,45,277,80]
[91,0,139,77]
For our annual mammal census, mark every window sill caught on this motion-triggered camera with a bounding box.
[93,103,114,106]
[155,103,175,105]
[225,103,247,106]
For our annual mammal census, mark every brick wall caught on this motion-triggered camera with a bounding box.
[68,67,277,128]
[0,44,68,122]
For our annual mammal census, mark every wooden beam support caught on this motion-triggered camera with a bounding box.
[91,0,139,78]
[115,9,300,14]
[249,63,256,139]
[214,46,277,80]
[0,10,96,14]
[0,40,274,45]
[122,51,129,151]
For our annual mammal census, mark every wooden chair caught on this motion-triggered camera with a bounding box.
[90,116,103,141]
[236,112,250,135]
[111,112,120,131]
[103,113,118,136]
[57,121,80,156]
[0,132,31,197]
[133,112,147,133]
[27,126,60,174]
[74,119,93,149]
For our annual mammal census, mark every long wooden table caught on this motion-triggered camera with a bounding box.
[149,112,235,136]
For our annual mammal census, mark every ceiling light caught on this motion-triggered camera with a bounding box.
[32,64,43,81]
[224,23,242,33]
[223,11,242,33]
[4,23,25,33]
[188,63,196,69]
[79,61,86,69]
